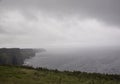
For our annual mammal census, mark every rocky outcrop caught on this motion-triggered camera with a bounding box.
[0,48,45,65]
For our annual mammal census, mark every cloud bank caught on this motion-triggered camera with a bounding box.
[0,0,120,48]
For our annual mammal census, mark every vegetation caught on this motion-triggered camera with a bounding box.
[0,48,120,84]
[0,65,120,84]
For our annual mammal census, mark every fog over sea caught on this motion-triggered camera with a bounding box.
[24,46,120,74]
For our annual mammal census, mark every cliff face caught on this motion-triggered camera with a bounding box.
[21,49,36,59]
[0,48,37,65]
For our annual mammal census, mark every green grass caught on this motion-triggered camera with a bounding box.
[0,65,120,84]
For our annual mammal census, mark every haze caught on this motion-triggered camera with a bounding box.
[0,0,120,48]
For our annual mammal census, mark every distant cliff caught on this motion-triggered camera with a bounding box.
[0,48,45,65]
[33,48,46,53]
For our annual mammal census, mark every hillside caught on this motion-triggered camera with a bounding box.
[0,65,120,84]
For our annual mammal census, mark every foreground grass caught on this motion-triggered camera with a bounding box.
[0,65,120,84]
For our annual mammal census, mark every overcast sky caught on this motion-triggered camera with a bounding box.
[0,0,120,48]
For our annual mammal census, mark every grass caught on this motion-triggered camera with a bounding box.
[0,65,120,84]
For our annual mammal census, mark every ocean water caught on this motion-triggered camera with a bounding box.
[24,46,120,74]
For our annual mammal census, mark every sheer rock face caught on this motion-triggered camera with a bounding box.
[0,48,40,65]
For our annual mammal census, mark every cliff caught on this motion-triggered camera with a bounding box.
[0,48,44,65]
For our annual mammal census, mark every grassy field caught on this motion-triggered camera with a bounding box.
[0,65,120,84]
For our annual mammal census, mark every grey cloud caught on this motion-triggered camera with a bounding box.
[0,28,5,34]
[0,0,120,48]
[0,0,120,26]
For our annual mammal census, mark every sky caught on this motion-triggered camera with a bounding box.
[0,0,120,48]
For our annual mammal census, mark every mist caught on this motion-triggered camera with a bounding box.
[0,0,120,74]
[0,0,120,48]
